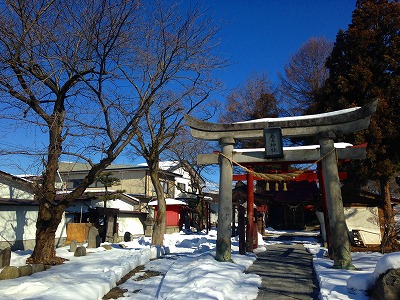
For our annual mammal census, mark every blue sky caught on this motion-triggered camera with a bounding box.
[208,0,355,95]
[1,1,357,176]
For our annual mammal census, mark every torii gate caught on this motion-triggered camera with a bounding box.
[185,99,378,269]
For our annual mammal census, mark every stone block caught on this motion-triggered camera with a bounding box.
[18,265,33,277]
[69,240,77,253]
[124,232,132,242]
[0,266,19,280]
[370,268,400,300]
[102,245,113,250]
[0,247,11,267]
[144,221,154,237]
[31,264,45,273]
[74,246,87,257]
[113,233,119,243]
[87,227,100,248]
[96,235,101,248]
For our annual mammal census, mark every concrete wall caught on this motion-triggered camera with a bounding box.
[117,213,145,236]
[0,205,67,250]
[114,169,148,195]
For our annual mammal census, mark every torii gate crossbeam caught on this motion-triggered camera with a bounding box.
[185,99,378,269]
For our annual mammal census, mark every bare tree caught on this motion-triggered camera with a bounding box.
[219,72,279,123]
[124,2,224,245]
[219,72,279,149]
[166,128,217,231]
[278,37,333,116]
[0,0,191,264]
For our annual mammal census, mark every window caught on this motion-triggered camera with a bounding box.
[162,181,169,194]
[154,181,169,194]
[94,180,105,188]
[189,184,197,193]
[177,182,186,192]
[71,179,83,188]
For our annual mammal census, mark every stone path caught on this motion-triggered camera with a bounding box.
[247,243,319,300]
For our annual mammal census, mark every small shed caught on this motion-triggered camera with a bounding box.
[148,198,188,233]
[341,187,399,249]
[64,190,147,243]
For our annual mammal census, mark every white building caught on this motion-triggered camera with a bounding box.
[0,171,66,250]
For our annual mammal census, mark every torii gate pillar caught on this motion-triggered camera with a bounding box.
[216,137,235,262]
[320,136,354,269]
[246,171,255,252]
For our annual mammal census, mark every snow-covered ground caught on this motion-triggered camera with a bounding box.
[0,228,399,300]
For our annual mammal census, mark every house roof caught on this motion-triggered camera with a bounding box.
[157,160,205,184]
[0,170,36,205]
[56,189,140,204]
[342,189,400,206]
[176,192,214,202]
[0,170,35,193]
[148,198,187,206]
[0,198,37,205]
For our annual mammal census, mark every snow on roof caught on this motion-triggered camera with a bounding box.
[13,174,36,180]
[235,107,360,124]
[138,161,180,171]
[233,143,353,153]
[122,193,141,202]
[148,198,187,206]
[158,161,179,169]
[57,188,119,194]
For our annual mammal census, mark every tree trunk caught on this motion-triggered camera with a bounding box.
[28,109,66,265]
[27,203,66,265]
[196,195,205,232]
[380,177,397,253]
[150,168,166,246]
